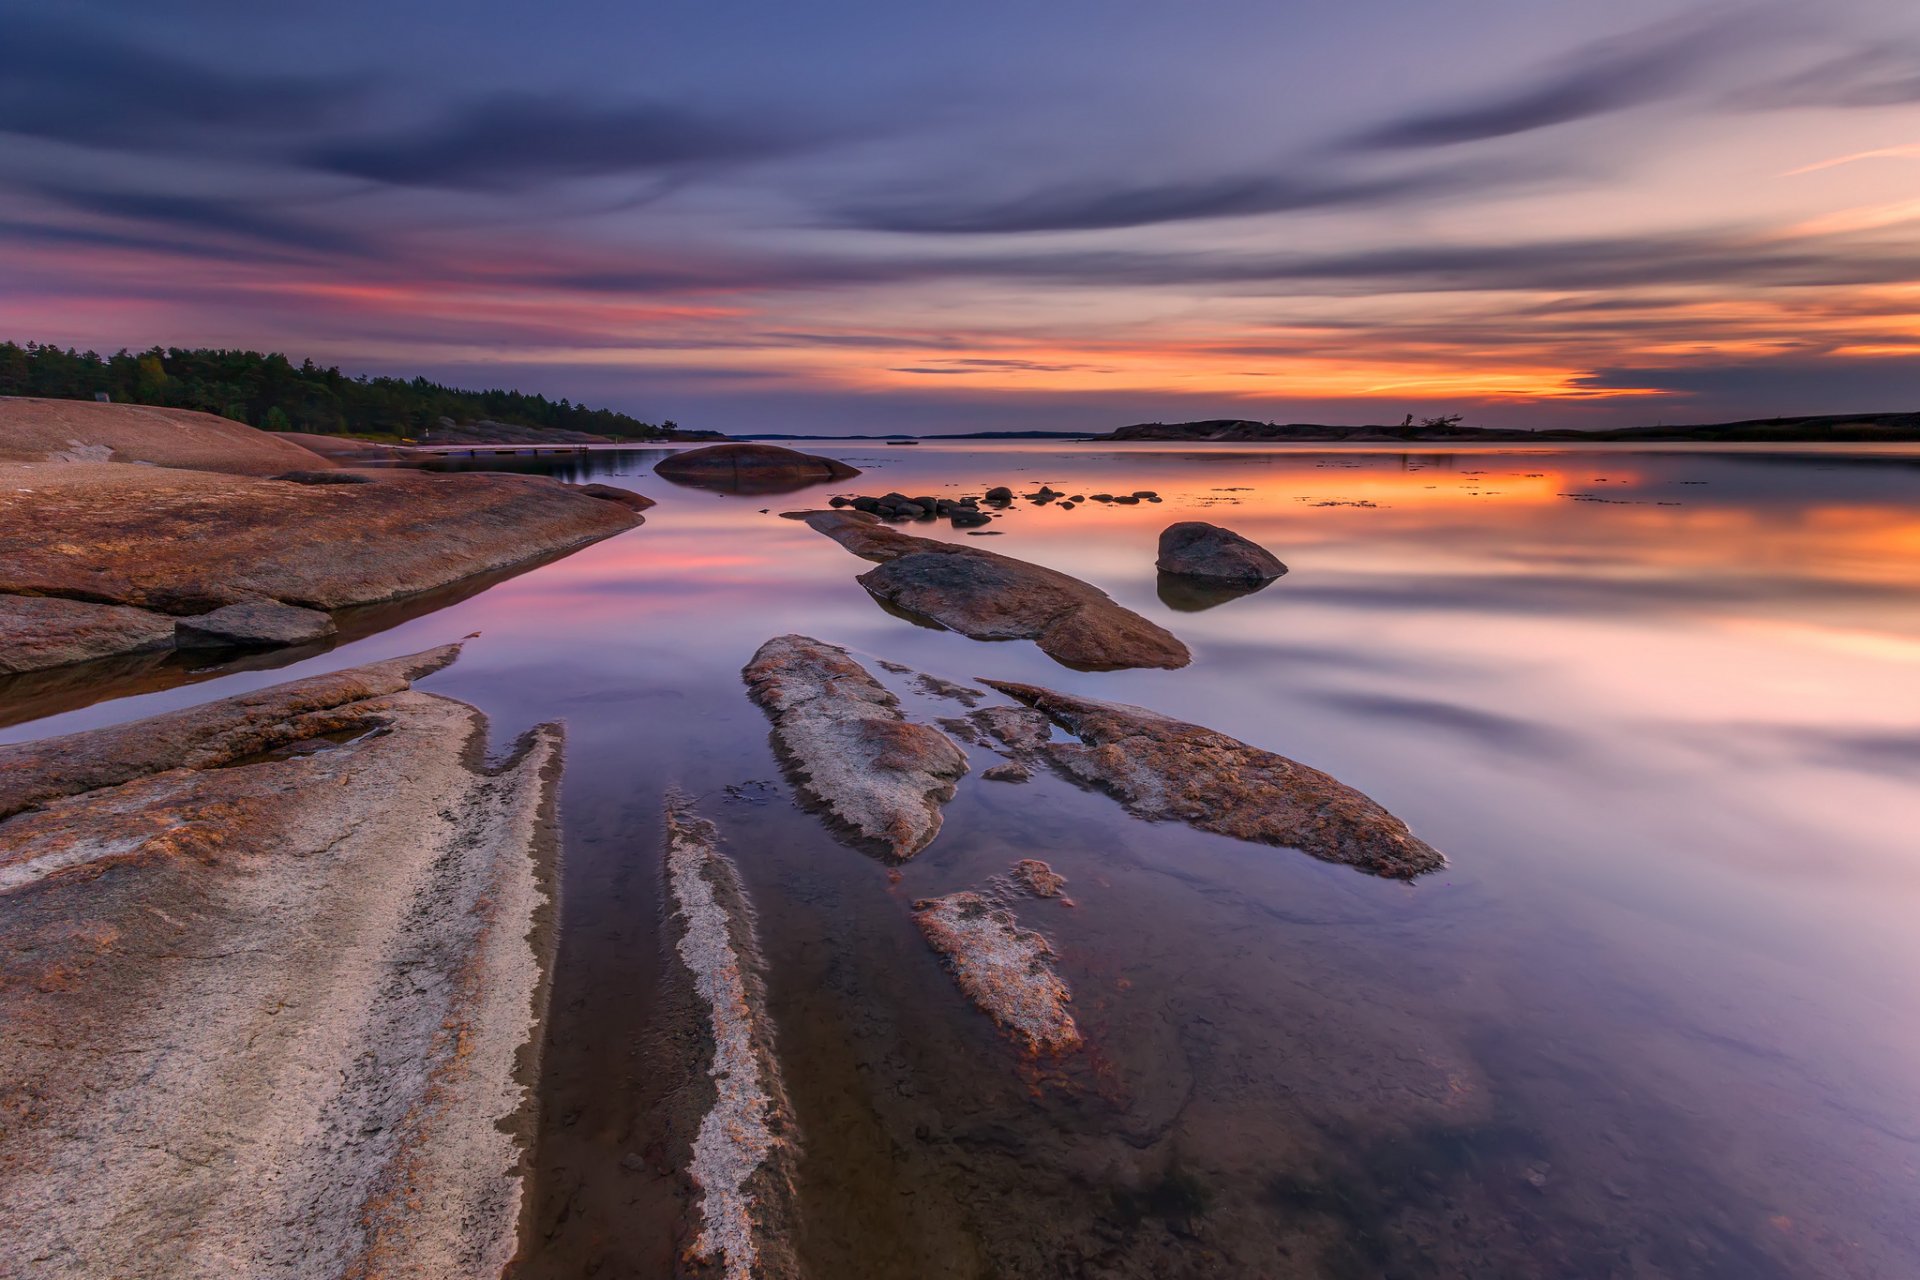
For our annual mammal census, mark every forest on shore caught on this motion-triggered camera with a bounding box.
[0,341,682,441]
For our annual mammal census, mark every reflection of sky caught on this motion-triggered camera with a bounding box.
[8,441,1917,1261]
[9,4,1920,432]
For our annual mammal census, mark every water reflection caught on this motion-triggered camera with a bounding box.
[8,442,1917,1278]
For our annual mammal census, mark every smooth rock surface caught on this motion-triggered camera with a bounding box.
[0,462,640,619]
[0,646,560,1277]
[913,891,1081,1054]
[979,680,1446,879]
[0,594,176,674]
[0,397,333,475]
[1155,521,1288,583]
[173,600,337,649]
[789,510,1190,671]
[742,634,967,858]
[655,443,859,493]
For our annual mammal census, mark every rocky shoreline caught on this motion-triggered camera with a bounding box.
[0,646,561,1277]
[0,399,650,674]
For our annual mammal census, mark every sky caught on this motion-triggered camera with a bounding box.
[4,0,1920,434]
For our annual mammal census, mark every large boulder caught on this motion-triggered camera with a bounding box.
[654,443,859,494]
[1155,521,1287,583]
[0,397,333,476]
[789,510,1190,672]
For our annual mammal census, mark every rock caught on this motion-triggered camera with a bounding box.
[984,486,1014,503]
[913,892,1081,1054]
[909,672,987,706]
[742,635,968,858]
[0,646,463,819]
[828,494,852,508]
[0,397,334,476]
[0,595,176,675]
[949,508,992,527]
[982,761,1031,783]
[0,462,638,635]
[655,443,859,493]
[1090,494,1114,502]
[1114,494,1141,505]
[662,799,802,1280]
[274,432,408,462]
[977,681,1447,879]
[273,469,373,485]
[0,646,560,1276]
[1155,521,1287,583]
[1010,858,1066,896]
[174,601,337,649]
[969,705,1054,753]
[570,482,656,511]
[789,510,1191,672]
[1132,490,1158,498]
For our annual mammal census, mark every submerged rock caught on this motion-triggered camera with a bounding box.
[655,443,859,493]
[0,645,561,1276]
[173,600,337,649]
[742,634,967,858]
[663,799,802,1280]
[1155,521,1287,583]
[788,510,1190,671]
[977,681,1446,880]
[912,891,1081,1054]
[982,761,1031,783]
[1010,858,1067,897]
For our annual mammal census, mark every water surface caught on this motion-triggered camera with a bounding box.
[10,443,1918,1278]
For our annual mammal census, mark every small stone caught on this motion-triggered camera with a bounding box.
[982,762,1031,783]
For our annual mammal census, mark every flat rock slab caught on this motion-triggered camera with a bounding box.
[979,680,1447,880]
[174,600,337,649]
[663,799,803,1280]
[791,510,1190,671]
[1155,521,1287,583]
[0,646,560,1277]
[656,443,859,494]
[743,634,967,858]
[0,397,331,475]
[913,891,1081,1055]
[0,461,640,656]
[0,594,175,674]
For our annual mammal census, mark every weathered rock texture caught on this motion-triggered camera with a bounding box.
[0,459,641,672]
[1155,521,1287,583]
[0,397,332,475]
[742,635,966,858]
[978,681,1446,880]
[790,510,1190,671]
[663,799,803,1280]
[275,432,409,461]
[0,646,562,1278]
[173,600,337,649]
[655,443,859,493]
[912,892,1081,1055]
[0,594,176,674]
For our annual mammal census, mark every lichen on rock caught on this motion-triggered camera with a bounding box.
[913,891,1082,1055]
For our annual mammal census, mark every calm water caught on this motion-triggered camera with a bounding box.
[7,443,1918,1278]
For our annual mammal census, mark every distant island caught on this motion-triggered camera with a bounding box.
[1096,412,1920,444]
[0,341,722,444]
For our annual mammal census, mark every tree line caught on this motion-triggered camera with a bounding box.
[0,341,680,440]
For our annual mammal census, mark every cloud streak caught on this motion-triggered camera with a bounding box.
[307,93,820,191]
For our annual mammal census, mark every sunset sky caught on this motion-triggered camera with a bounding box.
[5,0,1920,434]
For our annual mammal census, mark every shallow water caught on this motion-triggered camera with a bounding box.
[10,443,1919,1278]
